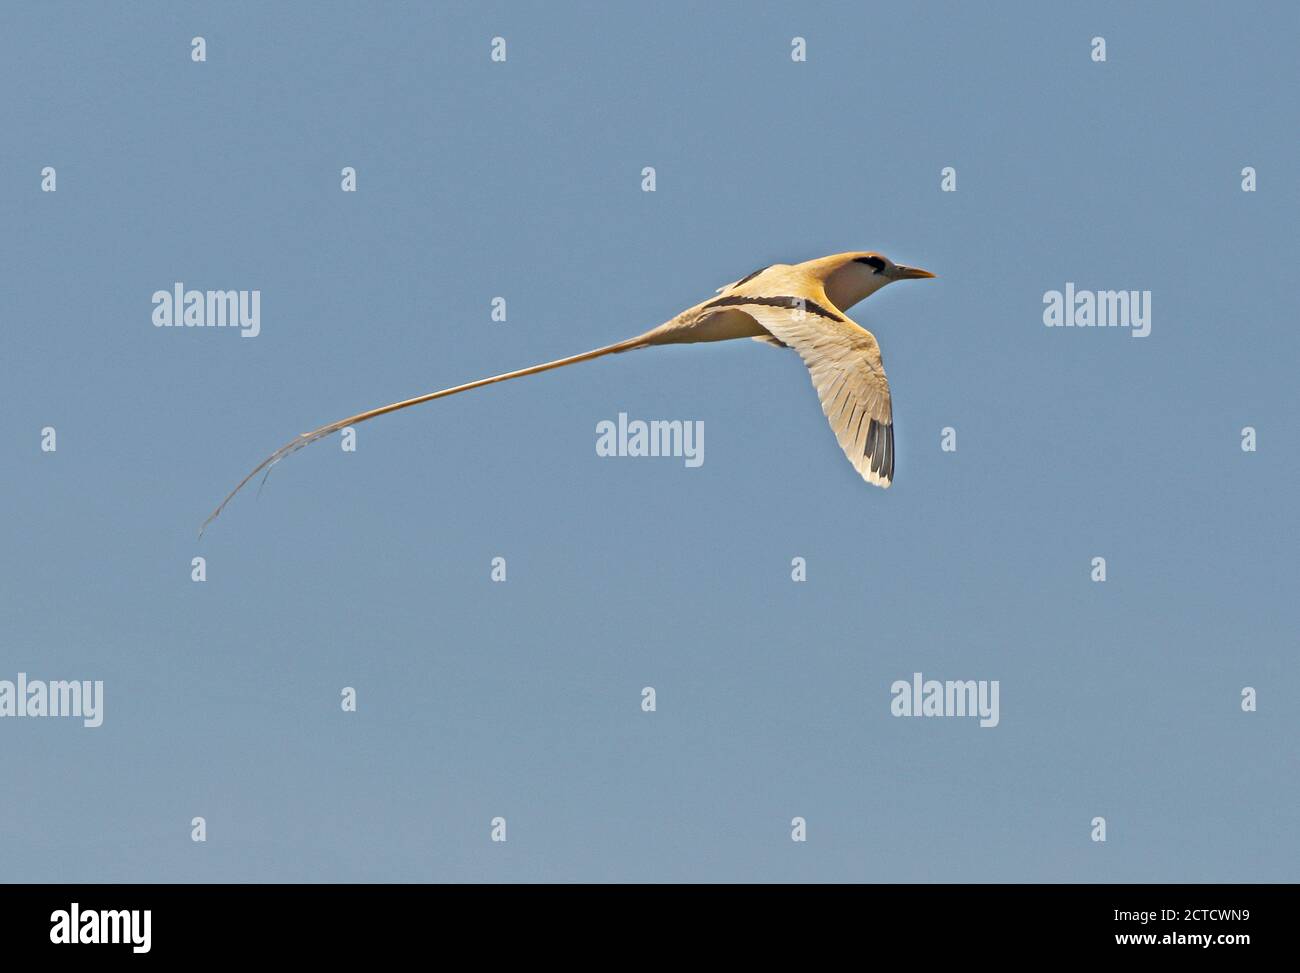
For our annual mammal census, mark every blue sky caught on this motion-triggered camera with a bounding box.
[1,1,1296,881]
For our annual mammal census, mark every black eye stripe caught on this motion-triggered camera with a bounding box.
[854,256,887,272]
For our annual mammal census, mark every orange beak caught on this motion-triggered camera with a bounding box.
[894,265,937,280]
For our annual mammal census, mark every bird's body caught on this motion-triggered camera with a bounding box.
[202,251,933,533]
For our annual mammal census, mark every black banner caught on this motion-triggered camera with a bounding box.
[0,884,1285,958]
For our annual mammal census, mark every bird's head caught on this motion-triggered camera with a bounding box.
[815,251,936,312]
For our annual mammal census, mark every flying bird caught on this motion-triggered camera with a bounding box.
[201,251,934,533]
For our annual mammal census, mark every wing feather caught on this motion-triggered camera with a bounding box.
[724,301,895,487]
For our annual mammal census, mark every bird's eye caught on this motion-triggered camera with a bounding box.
[855,256,887,273]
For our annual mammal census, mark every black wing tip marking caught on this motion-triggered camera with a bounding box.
[864,418,894,482]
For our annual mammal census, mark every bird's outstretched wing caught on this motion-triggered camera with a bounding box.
[724,300,894,487]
